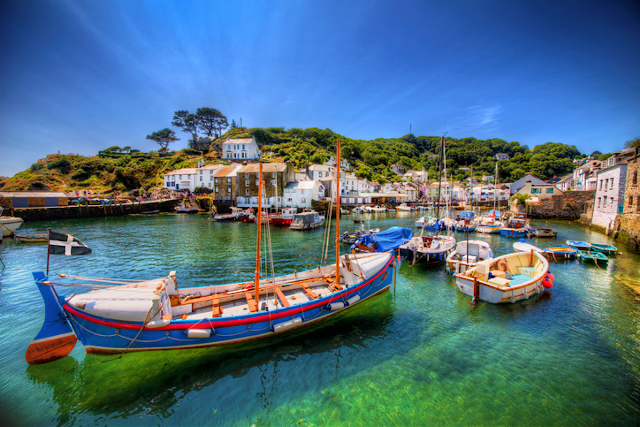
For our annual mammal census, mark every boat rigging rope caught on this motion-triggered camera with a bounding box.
[58,275,142,284]
[322,200,333,265]
[118,305,158,358]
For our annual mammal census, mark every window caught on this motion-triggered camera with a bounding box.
[246,189,250,195]
[599,180,603,190]
[301,198,306,203]
[629,196,633,206]
[532,188,542,194]
[227,153,231,158]
[227,196,231,201]
[215,178,218,183]
[637,196,640,213]
[227,178,231,183]
[597,197,601,208]
[242,144,245,150]
[200,177,203,182]
[215,187,219,193]
[546,188,554,193]
[227,188,231,193]
[604,180,608,191]
[272,172,276,178]
[633,170,638,185]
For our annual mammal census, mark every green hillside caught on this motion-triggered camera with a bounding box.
[0,127,583,193]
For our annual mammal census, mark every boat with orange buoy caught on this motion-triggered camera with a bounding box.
[454,250,551,304]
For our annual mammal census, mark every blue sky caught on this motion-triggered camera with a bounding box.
[1,0,639,177]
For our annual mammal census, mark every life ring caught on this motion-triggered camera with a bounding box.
[497,259,508,272]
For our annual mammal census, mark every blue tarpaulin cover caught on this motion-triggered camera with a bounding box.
[351,226,413,252]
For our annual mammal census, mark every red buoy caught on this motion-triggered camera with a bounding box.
[542,279,553,289]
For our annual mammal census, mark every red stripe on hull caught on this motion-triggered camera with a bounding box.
[25,334,77,365]
[64,257,394,331]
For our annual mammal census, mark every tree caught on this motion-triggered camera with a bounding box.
[147,128,179,151]
[172,110,200,145]
[196,107,228,138]
[230,119,237,129]
[624,137,640,149]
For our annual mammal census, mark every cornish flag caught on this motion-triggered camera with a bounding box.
[49,231,92,256]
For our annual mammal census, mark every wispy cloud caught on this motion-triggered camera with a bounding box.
[451,104,503,136]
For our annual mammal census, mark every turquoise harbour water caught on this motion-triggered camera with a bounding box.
[1,212,639,426]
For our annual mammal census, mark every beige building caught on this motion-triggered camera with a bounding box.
[236,162,295,208]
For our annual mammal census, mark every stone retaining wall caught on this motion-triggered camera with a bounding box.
[528,190,594,219]
[8,199,181,222]
[613,213,640,253]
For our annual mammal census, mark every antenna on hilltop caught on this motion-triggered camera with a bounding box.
[410,123,412,135]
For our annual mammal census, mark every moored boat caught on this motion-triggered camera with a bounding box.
[531,227,557,238]
[26,140,399,365]
[0,207,23,237]
[351,227,413,253]
[513,239,544,254]
[454,251,550,304]
[544,246,578,260]
[340,225,380,245]
[566,240,591,251]
[175,203,199,214]
[289,210,325,230]
[577,250,609,264]
[270,207,297,226]
[14,233,48,243]
[398,234,456,264]
[212,206,245,222]
[590,243,617,255]
[445,240,494,274]
[499,217,531,238]
[397,203,415,211]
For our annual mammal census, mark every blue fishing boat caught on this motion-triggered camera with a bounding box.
[566,240,591,251]
[499,217,531,238]
[26,142,398,365]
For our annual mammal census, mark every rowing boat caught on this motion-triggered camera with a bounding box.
[544,246,577,260]
[590,243,617,255]
[577,250,609,264]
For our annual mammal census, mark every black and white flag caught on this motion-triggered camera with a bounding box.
[49,231,92,256]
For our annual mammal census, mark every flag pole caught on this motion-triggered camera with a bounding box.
[46,228,51,277]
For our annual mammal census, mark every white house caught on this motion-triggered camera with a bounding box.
[195,164,223,190]
[283,181,322,209]
[495,153,510,161]
[593,163,628,229]
[164,168,197,192]
[222,136,261,160]
[308,164,336,181]
[571,160,601,191]
[325,157,351,171]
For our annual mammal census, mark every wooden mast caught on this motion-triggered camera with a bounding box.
[335,140,341,285]
[254,164,263,308]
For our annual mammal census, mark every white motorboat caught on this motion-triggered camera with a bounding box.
[290,210,325,230]
[446,240,494,274]
[397,203,415,211]
[0,207,23,237]
[398,234,456,264]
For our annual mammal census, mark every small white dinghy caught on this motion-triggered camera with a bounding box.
[513,239,544,254]
[446,240,494,274]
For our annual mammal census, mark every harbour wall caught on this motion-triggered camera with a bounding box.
[527,191,594,220]
[612,214,640,253]
[8,199,181,222]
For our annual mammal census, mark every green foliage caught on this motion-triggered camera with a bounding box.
[510,193,531,206]
[624,137,640,149]
[147,128,179,150]
[47,156,72,174]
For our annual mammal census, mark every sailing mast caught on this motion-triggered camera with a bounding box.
[493,161,498,218]
[435,135,444,234]
[335,140,341,284]
[254,164,263,308]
